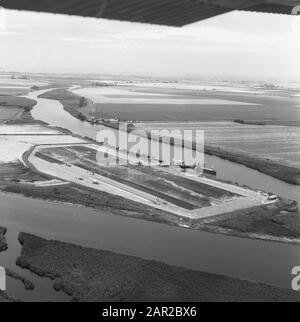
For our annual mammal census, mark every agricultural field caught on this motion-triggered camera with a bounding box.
[0,107,23,123]
[72,87,256,105]
[71,85,300,125]
[0,96,36,109]
[0,77,48,89]
[135,121,300,167]
[0,95,37,124]
[0,74,50,97]
[0,88,29,95]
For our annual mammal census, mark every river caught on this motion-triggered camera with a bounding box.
[0,88,298,301]
[29,89,300,204]
[0,192,299,291]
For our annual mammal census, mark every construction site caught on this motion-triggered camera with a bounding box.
[25,141,277,221]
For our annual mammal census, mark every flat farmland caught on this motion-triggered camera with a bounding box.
[72,86,300,124]
[0,106,23,123]
[0,88,29,95]
[73,87,254,105]
[36,145,239,211]
[135,121,300,167]
[0,95,37,124]
[0,78,48,88]
[0,77,49,96]
[0,95,36,110]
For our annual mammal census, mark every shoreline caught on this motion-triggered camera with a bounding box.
[1,189,299,245]
[0,188,299,293]
[205,145,300,186]
[15,232,300,302]
[198,224,300,246]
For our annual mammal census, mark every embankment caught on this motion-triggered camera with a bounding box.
[205,146,300,185]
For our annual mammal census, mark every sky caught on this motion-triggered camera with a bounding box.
[0,8,299,82]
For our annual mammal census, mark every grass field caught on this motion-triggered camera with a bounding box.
[0,96,36,109]
[0,107,23,123]
[0,162,48,187]
[41,86,300,126]
[0,78,48,88]
[72,87,256,105]
[71,86,300,124]
[0,95,37,124]
[0,88,29,95]
[210,204,300,239]
[136,121,300,167]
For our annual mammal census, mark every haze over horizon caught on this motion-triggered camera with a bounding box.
[0,8,299,82]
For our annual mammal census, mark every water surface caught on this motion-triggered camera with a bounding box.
[0,192,299,290]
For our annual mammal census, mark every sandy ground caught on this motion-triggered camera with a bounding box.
[0,122,87,163]
[0,124,62,135]
[1,135,86,145]
[0,136,85,163]
[0,139,32,163]
[18,179,68,187]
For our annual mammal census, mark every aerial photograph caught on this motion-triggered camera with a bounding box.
[0,0,300,306]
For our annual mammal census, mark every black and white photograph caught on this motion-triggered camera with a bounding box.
[0,0,300,306]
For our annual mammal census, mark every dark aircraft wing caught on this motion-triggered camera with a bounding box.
[0,0,298,26]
